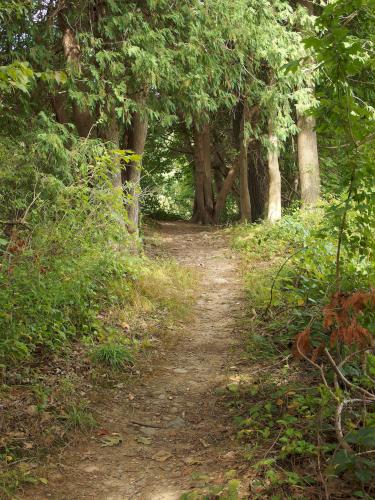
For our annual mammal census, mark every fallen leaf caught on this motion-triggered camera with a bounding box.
[38,478,48,485]
[7,431,25,439]
[23,442,34,450]
[222,451,236,461]
[128,393,135,401]
[136,436,152,445]
[100,435,123,447]
[227,383,239,393]
[82,465,100,473]
[183,456,202,465]
[152,450,172,462]
[199,438,210,448]
[96,429,110,437]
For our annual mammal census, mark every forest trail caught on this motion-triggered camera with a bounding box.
[24,221,248,500]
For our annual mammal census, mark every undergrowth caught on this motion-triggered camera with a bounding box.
[229,208,375,499]
[0,130,196,498]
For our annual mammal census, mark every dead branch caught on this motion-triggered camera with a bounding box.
[324,348,375,400]
[335,398,373,453]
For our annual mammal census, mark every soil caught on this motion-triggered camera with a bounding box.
[22,221,250,500]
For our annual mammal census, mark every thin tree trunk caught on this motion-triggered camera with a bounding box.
[239,101,251,222]
[213,104,258,223]
[297,113,320,206]
[193,122,213,224]
[267,119,281,222]
[213,162,239,223]
[297,0,321,207]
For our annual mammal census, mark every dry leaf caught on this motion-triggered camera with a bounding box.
[100,434,123,447]
[136,436,152,445]
[152,450,172,462]
[199,438,210,448]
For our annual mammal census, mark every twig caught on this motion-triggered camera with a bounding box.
[129,420,165,429]
[0,220,30,226]
[262,247,308,317]
[18,180,41,225]
[335,398,373,453]
[249,355,291,376]
[324,348,375,399]
[263,429,282,459]
[317,410,330,500]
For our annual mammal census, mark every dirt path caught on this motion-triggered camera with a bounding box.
[24,221,248,500]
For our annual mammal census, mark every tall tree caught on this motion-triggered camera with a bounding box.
[296,0,321,207]
[267,117,282,221]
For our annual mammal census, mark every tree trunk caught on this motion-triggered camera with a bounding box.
[213,162,239,223]
[267,119,281,222]
[52,92,70,124]
[297,113,320,207]
[248,139,268,221]
[213,104,259,223]
[125,110,148,232]
[239,101,251,222]
[192,122,213,224]
[297,0,320,208]
[61,27,95,138]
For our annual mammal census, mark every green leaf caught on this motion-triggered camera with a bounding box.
[347,427,375,448]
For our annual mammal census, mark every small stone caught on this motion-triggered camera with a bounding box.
[152,450,172,462]
[139,426,157,436]
[168,417,185,429]
[26,405,38,416]
[222,451,236,461]
[82,465,100,473]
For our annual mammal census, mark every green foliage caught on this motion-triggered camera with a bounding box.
[232,202,375,497]
[62,404,96,431]
[90,343,134,370]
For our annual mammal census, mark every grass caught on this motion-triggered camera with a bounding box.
[64,404,97,431]
[0,230,197,498]
[90,343,133,369]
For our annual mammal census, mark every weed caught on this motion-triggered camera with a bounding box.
[62,404,96,431]
[90,343,134,369]
[230,211,375,498]
[0,468,37,499]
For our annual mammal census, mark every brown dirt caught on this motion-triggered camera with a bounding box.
[22,221,250,500]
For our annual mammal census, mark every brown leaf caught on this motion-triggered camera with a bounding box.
[152,450,172,462]
[293,327,311,359]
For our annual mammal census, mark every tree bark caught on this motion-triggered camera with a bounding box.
[125,109,148,232]
[213,104,259,223]
[238,100,252,222]
[213,162,239,223]
[267,119,281,222]
[248,139,268,221]
[297,0,321,207]
[192,122,213,224]
[297,113,320,207]
[61,26,95,138]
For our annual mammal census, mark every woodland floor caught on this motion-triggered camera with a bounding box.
[22,221,253,500]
